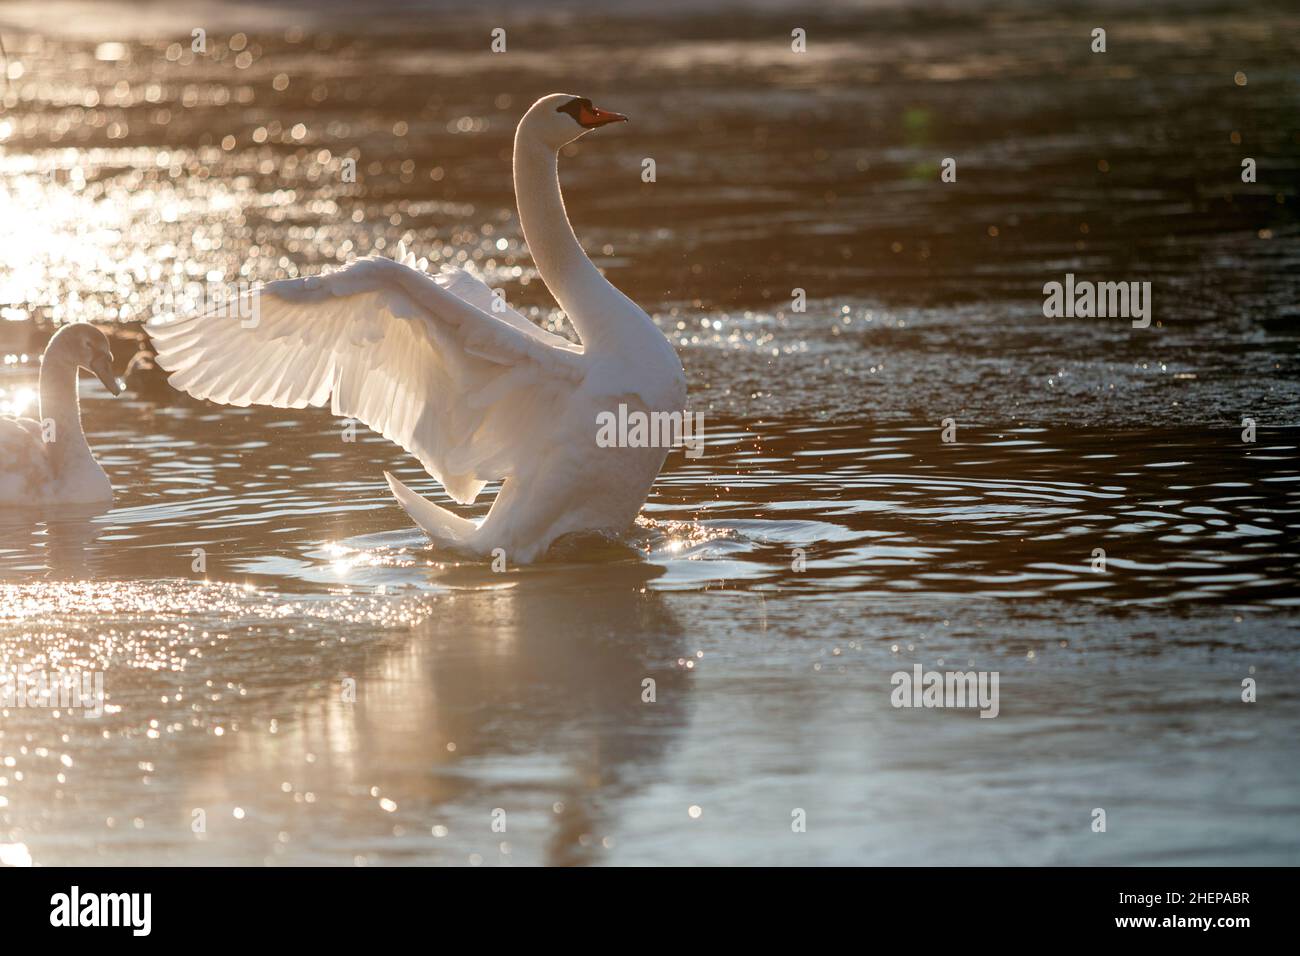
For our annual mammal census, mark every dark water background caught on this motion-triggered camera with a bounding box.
[0,0,1297,865]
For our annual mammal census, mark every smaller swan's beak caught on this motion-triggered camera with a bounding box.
[583,105,628,128]
[90,354,123,396]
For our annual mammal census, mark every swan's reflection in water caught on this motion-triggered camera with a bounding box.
[420,562,690,865]
[0,504,111,579]
[178,560,692,865]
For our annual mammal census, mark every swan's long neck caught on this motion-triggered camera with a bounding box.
[39,349,94,477]
[514,136,624,352]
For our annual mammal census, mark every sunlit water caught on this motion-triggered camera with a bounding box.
[1,0,1298,865]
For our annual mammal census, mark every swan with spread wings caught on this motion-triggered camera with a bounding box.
[151,94,687,564]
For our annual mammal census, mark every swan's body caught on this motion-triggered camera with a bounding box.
[0,323,122,506]
[152,94,687,563]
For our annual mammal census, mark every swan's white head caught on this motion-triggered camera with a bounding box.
[519,93,627,150]
[45,323,122,396]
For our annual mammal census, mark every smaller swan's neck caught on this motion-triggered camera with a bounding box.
[39,349,93,476]
[514,137,626,352]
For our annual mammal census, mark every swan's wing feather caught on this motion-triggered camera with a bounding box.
[433,267,580,353]
[150,256,584,503]
[0,417,52,502]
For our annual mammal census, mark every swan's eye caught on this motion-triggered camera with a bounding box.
[556,98,591,126]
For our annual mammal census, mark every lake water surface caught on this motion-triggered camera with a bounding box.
[0,0,1297,865]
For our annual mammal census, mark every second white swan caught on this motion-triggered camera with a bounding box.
[0,323,122,506]
[151,94,687,564]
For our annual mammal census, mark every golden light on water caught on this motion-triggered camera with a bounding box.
[0,386,35,417]
[0,2,1294,875]
[0,842,33,867]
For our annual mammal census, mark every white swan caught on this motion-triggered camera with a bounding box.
[151,94,687,564]
[0,323,122,505]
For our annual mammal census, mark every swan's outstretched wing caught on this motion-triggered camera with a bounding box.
[149,253,584,504]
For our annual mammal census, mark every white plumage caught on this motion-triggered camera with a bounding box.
[0,416,52,503]
[152,94,687,563]
[156,254,582,505]
[0,323,122,506]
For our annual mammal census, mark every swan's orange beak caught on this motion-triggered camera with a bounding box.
[581,104,628,128]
